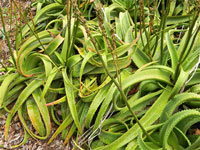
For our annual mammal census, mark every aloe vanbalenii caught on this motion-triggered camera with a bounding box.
[0,0,200,149]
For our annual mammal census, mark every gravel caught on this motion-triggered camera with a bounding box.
[0,114,71,150]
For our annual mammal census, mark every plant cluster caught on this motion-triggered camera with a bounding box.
[1,0,200,149]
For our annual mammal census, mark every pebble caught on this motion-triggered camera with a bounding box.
[0,113,70,149]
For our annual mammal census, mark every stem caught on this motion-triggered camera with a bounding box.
[111,29,122,87]
[152,1,162,57]
[68,19,80,60]
[0,61,8,72]
[14,1,19,52]
[181,25,200,63]
[175,11,199,80]
[95,4,121,88]
[140,0,151,56]
[67,0,72,59]
[0,8,16,67]
[134,0,137,38]
[12,1,47,53]
[19,0,23,40]
[179,11,199,63]
[160,0,166,64]
[9,0,12,38]
[186,136,200,150]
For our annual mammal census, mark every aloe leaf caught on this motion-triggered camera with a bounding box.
[166,15,192,25]
[11,128,30,149]
[46,96,66,106]
[94,68,172,132]
[168,0,176,16]
[160,92,200,123]
[54,51,65,65]
[64,103,89,145]
[94,86,172,150]
[62,68,82,134]
[119,11,131,38]
[18,3,63,39]
[26,98,45,136]
[80,51,96,83]
[8,75,27,90]
[166,32,178,74]
[48,101,83,144]
[87,56,131,75]
[17,38,53,77]
[17,104,47,140]
[85,83,111,128]
[2,84,25,109]
[170,68,189,97]
[32,88,51,138]
[0,73,19,107]
[114,90,163,119]
[67,55,82,69]
[11,76,44,116]
[138,133,162,150]
[61,18,75,61]
[18,29,59,56]
[4,76,44,140]
[36,54,53,77]
[45,34,64,55]
[125,139,138,150]
[121,69,171,94]
[41,67,58,100]
[132,48,151,68]
[160,110,200,149]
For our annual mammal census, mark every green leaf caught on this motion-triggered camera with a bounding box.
[62,68,82,134]
[26,98,45,136]
[160,110,200,149]
[0,73,19,107]
[166,32,178,74]
[85,83,111,128]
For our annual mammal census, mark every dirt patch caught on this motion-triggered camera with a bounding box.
[0,114,70,150]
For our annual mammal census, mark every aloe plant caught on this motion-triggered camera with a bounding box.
[0,0,200,149]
